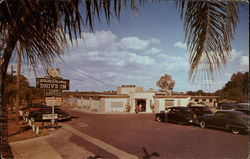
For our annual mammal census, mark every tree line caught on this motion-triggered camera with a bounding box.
[4,74,44,107]
[215,72,248,102]
[186,72,248,102]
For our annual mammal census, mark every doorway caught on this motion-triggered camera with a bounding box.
[135,99,146,112]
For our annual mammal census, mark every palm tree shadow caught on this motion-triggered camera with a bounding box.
[142,147,160,159]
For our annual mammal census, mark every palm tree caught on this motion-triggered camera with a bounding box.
[175,1,239,82]
[0,0,240,157]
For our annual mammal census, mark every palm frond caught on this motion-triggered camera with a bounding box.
[175,1,239,82]
[0,0,139,77]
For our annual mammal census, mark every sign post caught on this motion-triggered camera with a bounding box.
[36,68,69,127]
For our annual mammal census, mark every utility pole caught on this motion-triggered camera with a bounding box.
[15,44,22,124]
[11,65,14,76]
[10,65,15,111]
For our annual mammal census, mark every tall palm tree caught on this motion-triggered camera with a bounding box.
[0,0,240,157]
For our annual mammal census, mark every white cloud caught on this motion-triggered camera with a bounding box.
[174,41,187,50]
[72,31,118,52]
[149,38,161,44]
[144,47,162,55]
[155,53,189,72]
[119,36,150,50]
[240,56,249,66]
[229,49,242,61]
[225,73,232,77]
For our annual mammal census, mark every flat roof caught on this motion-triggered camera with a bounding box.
[191,96,219,99]
[154,95,191,98]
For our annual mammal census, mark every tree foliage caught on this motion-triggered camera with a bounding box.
[175,1,240,81]
[215,72,248,102]
[186,90,216,96]
[156,74,175,94]
[4,74,31,106]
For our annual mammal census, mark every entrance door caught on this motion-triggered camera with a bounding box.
[136,99,146,112]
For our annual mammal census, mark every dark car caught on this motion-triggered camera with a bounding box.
[188,106,213,117]
[198,110,249,134]
[29,107,71,122]
[20,104,48,117]
[155,106,198,125]
[217,103,238,110]
[234,109,250,115]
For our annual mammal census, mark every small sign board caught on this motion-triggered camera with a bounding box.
[45,97,62,106]
[42,114,58,120]
[45,89,62,97]
[36,78,69,90]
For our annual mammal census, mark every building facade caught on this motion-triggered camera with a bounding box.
[72,85,219,113]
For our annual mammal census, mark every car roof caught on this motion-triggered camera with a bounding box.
[189,106,207,108]
[168,106,190,109]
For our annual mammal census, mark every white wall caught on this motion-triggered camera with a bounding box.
[104,98,128,112]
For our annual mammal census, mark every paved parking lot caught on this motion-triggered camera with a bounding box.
[63,108,249,159]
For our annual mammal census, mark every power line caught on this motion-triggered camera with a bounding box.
[61,63,103,84]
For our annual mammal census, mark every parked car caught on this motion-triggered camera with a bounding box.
[155,106,198,125]
[198,110,249,134]
[217,103,238,110]
[20,104,48,117]
[29,107,71,122]
[234,109,250,115]
[188,106,213,117]
[233,103,249,110]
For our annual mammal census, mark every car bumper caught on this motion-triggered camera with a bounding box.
[57,116,72,121]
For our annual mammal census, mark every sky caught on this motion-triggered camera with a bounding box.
[9,1,249,93]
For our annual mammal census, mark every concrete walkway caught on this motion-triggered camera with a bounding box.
[10,135,63,159]
[10,124,138,159]
[10,128,95,159]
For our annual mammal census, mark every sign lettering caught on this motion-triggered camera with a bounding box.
[45,97,62,106]
[36,78,69,90]
[45,89,62,97]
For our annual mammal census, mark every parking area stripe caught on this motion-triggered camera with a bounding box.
[62,124,138,159]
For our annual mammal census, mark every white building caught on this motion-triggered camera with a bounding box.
[73,85,219,113]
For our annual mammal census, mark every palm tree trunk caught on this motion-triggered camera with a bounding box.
[1,35,17,158]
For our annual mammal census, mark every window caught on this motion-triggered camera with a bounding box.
[195,99,199,102]
[111,102,123,108]
[165,100,174,107]
[215,112,225,118]
[177,100,181,106]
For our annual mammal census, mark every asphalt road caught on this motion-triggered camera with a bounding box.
[62,107,249,159]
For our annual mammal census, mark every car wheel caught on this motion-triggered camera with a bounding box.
[156,116,162,122]
[231,128,240,135]
[200,121,206,128]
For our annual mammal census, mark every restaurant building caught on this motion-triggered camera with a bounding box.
[71,85,219,113]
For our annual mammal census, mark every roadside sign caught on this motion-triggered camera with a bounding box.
[45,89,62,97]
[45,97,62,106]
[36,78,69,90]
[42,114,58,120]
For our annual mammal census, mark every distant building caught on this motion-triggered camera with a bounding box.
[67,85,219,113]
[190,96,219,107]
